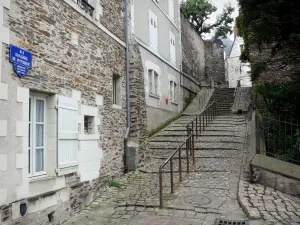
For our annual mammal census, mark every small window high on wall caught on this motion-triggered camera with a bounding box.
[112,74,121,105]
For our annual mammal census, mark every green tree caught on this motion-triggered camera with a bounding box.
[181,0,235,38]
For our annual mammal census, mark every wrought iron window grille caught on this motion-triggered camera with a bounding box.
[76,0,94,17]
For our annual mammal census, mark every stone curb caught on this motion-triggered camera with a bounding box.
[238,180,262,220]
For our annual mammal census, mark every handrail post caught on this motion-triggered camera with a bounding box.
[170,158,174,194]
[196,117,198,137]
[203,113,205,131]
[192,133,195,165]
[159,167,163,208]
[186,139,189,173]
[179,148,182,182]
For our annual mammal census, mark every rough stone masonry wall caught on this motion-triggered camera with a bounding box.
[181,14,205,83]
[9,0,126,176]
[249,42,300,84]
[128,35,148,168]
[0,0,127,224]
[204,40,227,87]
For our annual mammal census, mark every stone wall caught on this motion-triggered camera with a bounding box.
[101,0,125,40]
[128,34,148,168]
[204,39,227,88]
[0,0,128,224]
[9,0,126,176]
[181,14,205,83]
[249,42,300,84]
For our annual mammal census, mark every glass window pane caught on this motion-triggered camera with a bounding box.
[29,98,31,121]
[36,100,44,122]
[28,124,31,147]
[35,148,44,172]
[36,124,44,147]
[28,149,30,174]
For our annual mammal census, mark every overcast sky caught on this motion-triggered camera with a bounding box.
[201,0,239,40]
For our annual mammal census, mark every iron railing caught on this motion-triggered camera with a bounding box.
[158,101,217,208]
[256,112,300,165]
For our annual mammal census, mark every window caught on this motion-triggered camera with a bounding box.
[84,116,95,134]
[148,69,159,96]
[113,74,121,105]
[168,0,174,21]
[149,10,158,51]
[75,0,95,17]
[169,31,176,64]
[169,80,177,103]
[28,94,47,176]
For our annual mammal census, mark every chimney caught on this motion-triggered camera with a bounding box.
[233,24,237,40]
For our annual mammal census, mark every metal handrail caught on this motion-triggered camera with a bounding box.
[158,101,217,208]
[186,101,217,129]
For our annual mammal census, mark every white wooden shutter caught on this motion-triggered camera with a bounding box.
[168,0,174,21]
[169,31,176,64]
[149,10,158,51]
[56,95,79,175]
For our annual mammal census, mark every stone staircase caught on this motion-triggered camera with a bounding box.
[207,88,235,115]
[145,88,244,175]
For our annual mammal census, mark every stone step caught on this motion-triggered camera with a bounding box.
[149,142,244,150]
[155,130,244,137]
[144,157,242,173]
[164,127,246,132]
[149,136,245,143]
[147,149,242,159]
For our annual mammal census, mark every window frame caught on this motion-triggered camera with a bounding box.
[112,74,121,106]
[148,69,159,97]
[169,80,177,103]
[28,93,47,178]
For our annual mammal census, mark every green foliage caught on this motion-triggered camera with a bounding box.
[237,0,300,63]
[255,86,300,165]
[105,179,122,189]
[255,83,300,119]
[181,0,234,38]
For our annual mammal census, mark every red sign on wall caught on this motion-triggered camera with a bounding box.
[165,98,169,105]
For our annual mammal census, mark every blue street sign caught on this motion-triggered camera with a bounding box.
[10,45,32,78]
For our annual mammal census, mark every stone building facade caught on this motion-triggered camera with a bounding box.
[0,0,139,224]
[131,0,184,132]
[181,13,227,91]
[204,39,227,88]
[227,34,252,88]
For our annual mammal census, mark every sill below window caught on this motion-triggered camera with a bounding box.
[171,101,178,105]
[149,93,160,99]
[112,104,122,109]
[29,173,48,182]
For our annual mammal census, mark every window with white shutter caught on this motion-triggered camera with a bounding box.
[149,10,158,51]
[56,95,79,176]
[168,0,174,21]
[169,31,176,64]
[28,94,47,177]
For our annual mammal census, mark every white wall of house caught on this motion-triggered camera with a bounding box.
[227,36,252,88]
[132,0,184,131]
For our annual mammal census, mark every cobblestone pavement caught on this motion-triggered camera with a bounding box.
[63,115,255,225]
[239,180,300,224]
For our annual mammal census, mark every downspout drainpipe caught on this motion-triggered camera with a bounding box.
[124,0,130,173]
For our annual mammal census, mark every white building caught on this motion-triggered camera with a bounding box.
[227,27,252,88]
